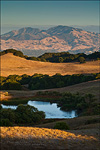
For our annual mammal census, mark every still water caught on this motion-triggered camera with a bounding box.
[1,100,77,119]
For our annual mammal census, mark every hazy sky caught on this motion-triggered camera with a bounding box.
[1,0,100,34]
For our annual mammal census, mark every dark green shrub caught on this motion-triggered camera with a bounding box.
[16,104,38,113]
[0,119,13,126]
[0,104,2,110]
[36,111,45,119]
[2,81,22,90]
[85,118,100,125]
[15,104,45,124]
[1,108,16,123]
[54,122,70,130]
[78,57,86,63]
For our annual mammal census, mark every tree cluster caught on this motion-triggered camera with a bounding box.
[0,73,100,90]
[0,104,45,126]
[38,51,100,63]
[57,92,100,116]
[0,49,24,57]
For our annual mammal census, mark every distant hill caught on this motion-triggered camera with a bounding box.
[1,25,99,56]
[1,27,46,40]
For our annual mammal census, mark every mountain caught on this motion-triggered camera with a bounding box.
[1,27,48,40]
[71,25,100,33]
[1,25,99,56]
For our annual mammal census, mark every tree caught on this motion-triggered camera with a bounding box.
[54,122,70,130]
[59,57,64,63]
[56,81,64,88]
[78,57,86,63]
[15,104,45,124]
[1,108,15,123]
[2,81,22,90]
[0,104,2,110]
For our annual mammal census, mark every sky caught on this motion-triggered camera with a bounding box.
[1,0,100,34]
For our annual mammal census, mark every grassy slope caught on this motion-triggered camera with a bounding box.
[1,125,99,150]
[35,115,100,130]
[1,53,100,76]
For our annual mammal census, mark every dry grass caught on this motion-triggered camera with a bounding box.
[1,127,99,150]
[1,127,96,140]
[35,115,100,130]
[47,79,100,101]
[1,53,100,76]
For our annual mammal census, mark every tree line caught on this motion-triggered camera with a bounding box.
[0,49,100,63]
[0,73,100,90]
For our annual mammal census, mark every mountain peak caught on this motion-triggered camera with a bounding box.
[1,25,99,56]
[46,25,83,35]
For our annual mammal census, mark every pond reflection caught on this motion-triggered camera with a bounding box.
[1,100,77,119]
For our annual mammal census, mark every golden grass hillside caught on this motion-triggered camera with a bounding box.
[1,127,99,150]
[1,53,100,76]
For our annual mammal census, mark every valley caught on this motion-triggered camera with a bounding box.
[0,52,100,150]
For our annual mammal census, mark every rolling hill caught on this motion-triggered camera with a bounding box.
[1,53,100,77]
[1,126,99,150]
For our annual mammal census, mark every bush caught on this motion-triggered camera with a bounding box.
[2,81,22,90]
[78,57,86,63]
[0,104,45,125]
[1,108,16,123]
[36,111,45,119]
[0,104,2,109]
[54,122,70,130]
[0,119,13,126]
[85,118,100,125]
[15,104,45,124]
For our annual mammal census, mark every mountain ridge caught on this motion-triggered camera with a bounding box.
[1,25,99,56]
[1,25,94,41]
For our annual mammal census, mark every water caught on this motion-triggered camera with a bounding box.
[1,101,77,119]
[1,104,17,110]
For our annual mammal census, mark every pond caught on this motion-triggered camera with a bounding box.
[1,100,77,119]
